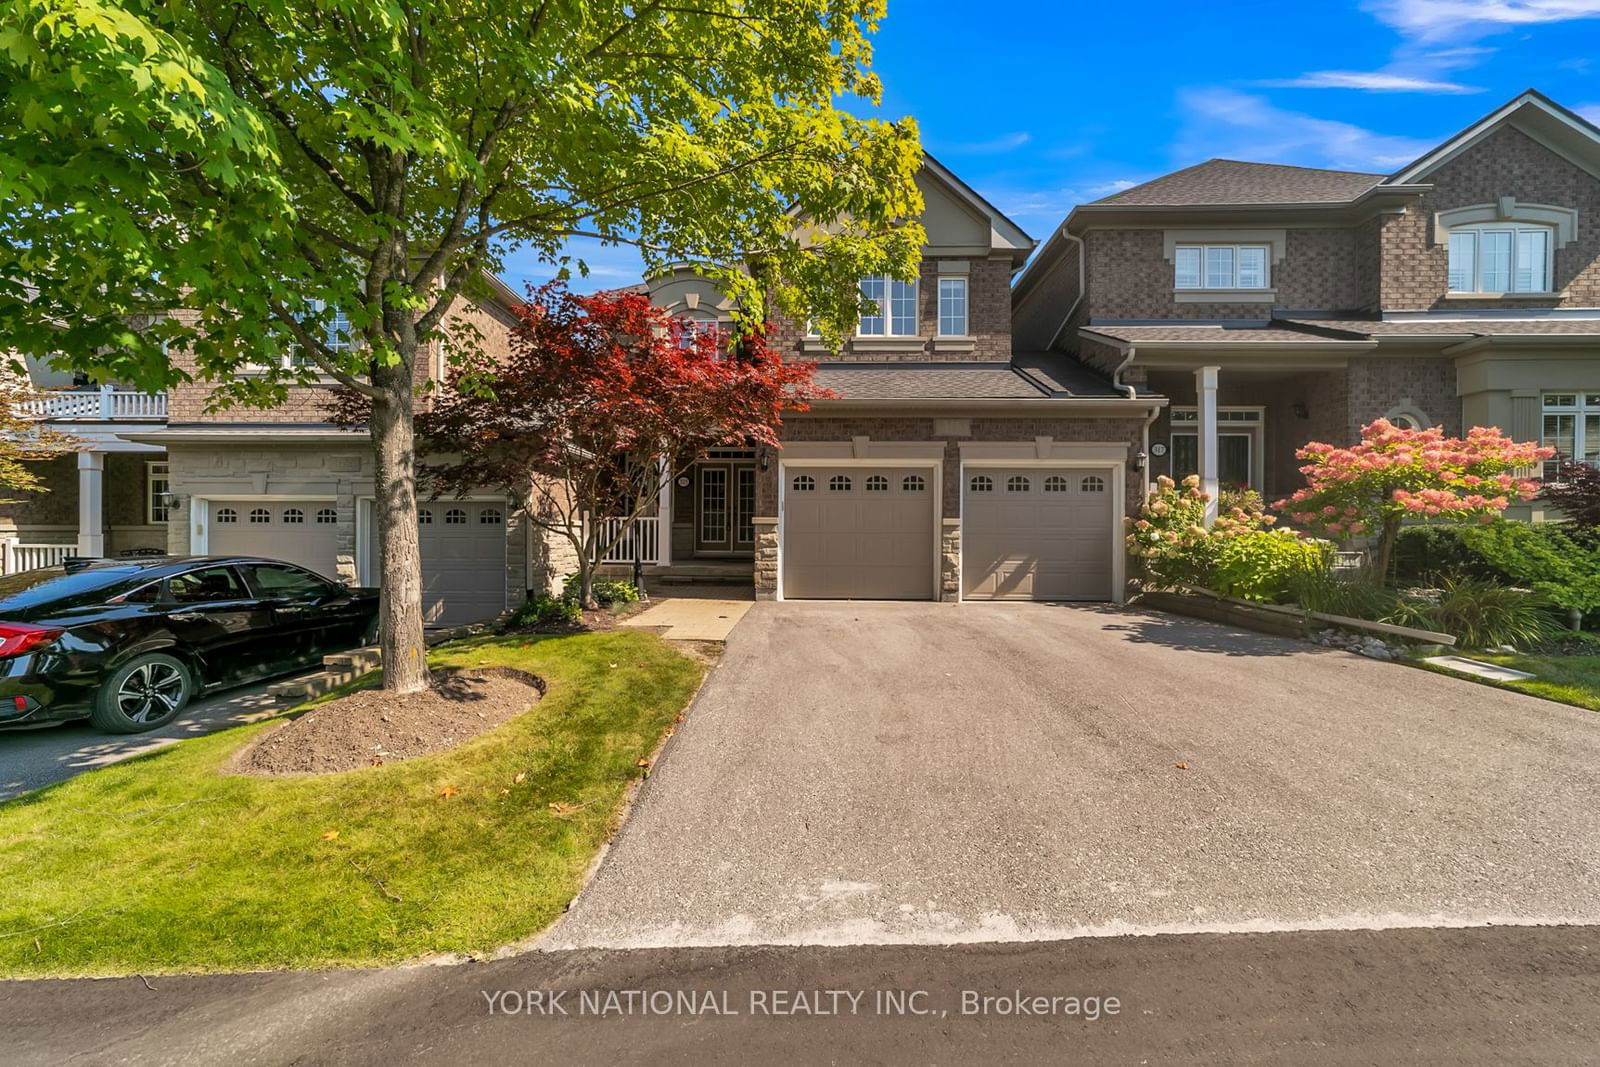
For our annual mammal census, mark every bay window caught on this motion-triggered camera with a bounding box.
[1542,393,1600,480]
[1447,224,1552,293]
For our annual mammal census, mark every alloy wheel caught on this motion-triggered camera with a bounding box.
[115,661,186,724]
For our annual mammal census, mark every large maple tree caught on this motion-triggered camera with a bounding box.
[416,283,822,607]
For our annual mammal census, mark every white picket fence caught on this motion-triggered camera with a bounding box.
[594,516,661,564]
[1,540,76,574]
[15,386,168,421]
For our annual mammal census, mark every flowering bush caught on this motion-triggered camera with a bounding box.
[1128,475,1295,594]
[1210,530,1328,603]
[1275,420,1550,579]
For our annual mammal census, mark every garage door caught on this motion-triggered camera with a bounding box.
[209,501,340,579]
[782,466,936,600]
[962,468,1115,601]
[367,500,508,626]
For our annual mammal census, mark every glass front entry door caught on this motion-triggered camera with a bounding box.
[695,463,756,554]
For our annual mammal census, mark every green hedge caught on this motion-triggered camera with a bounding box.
[1393,522,1600,621]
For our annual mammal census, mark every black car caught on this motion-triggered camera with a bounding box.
[0,556,379,733]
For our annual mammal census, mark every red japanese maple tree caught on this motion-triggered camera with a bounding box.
[417,282,823,607]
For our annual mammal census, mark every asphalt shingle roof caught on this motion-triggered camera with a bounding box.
[811,363,1048,400]
[1091,160,1386,207]
[1281,317,1600,338]
[1080,325,1347,344]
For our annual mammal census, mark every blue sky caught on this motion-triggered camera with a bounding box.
[504,0,1600,294]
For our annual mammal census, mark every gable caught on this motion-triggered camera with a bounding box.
[1389,91,1600,186]
[1423,124,1598,218]
[916,155,1033,264]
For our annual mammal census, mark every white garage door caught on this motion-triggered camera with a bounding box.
[962,468,1115,601]
[782,466,936,600]
[367,501,509,626]
[209,501,340,579]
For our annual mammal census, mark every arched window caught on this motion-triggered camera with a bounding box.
[791,475,815,492]
[828,475,852,492]
[1044,475,1070,493]
[865,475,889,492]
[216,507,237,524]
[479,508,503,525]
[1006,475,1031,493]
[444,507,468,525]
[282,508,304,524]
[902,475,926,492]
[1081,475,1106,493]
[249,508,271,524]
[969,475,993,493]
[315,508,337,524]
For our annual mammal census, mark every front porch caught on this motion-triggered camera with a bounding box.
[593,449,761,587]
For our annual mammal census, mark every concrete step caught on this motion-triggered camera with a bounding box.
[323,646,382,672]
[652,573,752,586]
[268,667,363,702]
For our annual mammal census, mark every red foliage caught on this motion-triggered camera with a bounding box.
[1542,459,1600,532]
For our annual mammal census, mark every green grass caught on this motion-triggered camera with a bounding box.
[0,631,704,978]
[1469,654,1600,712]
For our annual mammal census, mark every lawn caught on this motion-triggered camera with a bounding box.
[0,630,704,978]
[1470,653,1600,712]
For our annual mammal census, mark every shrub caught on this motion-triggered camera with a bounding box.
[1286,561,1403,621]
[564,576,640,607]
[508,594,582,629]
[1423,576,1556,650]
[1127,474,1278,590]
[1210,530,1328,603]
[1541,459,1600,531]
[1393,522,1600,626]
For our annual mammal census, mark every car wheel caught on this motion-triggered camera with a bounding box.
[90,653,194,733]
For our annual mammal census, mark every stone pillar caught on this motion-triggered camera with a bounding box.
[940,519,961,602]
[1196,365,1220,527]
[753,517,779,600]
[76,451,105,557]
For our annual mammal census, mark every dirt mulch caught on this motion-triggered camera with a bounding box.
[231,667,545,777]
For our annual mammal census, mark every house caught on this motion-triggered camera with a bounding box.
[1013,89,1600,520]
[627,155,1165,602]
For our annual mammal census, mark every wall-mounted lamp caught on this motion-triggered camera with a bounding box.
[759,450,770,472]
[1132,450,1147,472]
[1292,401,1310,420]
[155,490,177,511]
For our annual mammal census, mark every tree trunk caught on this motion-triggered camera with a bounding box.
[370,349,431,693]
[1374,515,1402,585]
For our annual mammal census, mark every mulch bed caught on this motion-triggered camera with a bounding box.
[231,667,544,777]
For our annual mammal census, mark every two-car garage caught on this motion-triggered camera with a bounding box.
[777,450,1122,604]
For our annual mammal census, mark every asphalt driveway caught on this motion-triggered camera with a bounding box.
[543,601,1600,949]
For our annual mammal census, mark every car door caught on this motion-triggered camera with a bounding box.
[161,565,274,684]
[238,562,367,665]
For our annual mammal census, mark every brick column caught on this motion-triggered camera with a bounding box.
[940,519,961,602]
[753,517,778,600]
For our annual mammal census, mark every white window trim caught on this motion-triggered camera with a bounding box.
[1169,406,1265,490]
[936,276,969,338]
[146,460,170,525]
[1542,391,1600,481]
[1446,222,1557,296]
[856,274,919,338]
[1172,243,1274,299]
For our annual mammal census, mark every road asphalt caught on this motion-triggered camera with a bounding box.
[6,926,1598,1064]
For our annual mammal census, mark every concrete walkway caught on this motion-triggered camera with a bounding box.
[545,600,1600,949]
[621,588,755,642]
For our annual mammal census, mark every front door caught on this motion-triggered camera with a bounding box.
[695,462,756,555]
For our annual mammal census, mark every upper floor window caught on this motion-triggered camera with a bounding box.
[1448,224,1552,294]
[859,275,917,336]
[1543,392,1600,481]
[678,312,725,354]
[281,299,352,370]
[937,277,968,336]
[1174,244,1269,290]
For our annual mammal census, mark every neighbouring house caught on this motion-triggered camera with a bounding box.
[1013,88,1600,522]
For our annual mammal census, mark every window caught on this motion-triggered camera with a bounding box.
[1081,475,1106,493]
[479,508,503,524]
[865,475,889,492]
[937,277,968,336]
[1044,475,1070,493]
[418,508,433,524]
[791,475,816,492]
[248,508,271,524]
[1542,393,1600,480]
[969,475,993,493]
[444,507,468,524]
[282,508,304,524]
[147,462,170,524]
[215,507,237,524]
[284,300,353,368]
[858,275,917,336]
[1006,475,1030,493]
[902,475,926,492]
[1447,224,1553,293]
[168,566,246,604]
[1170,407,1262,489]
[828,475,852,492]
[679,313,724,354]
[241,564,329,599]
[1174,244,1270,290]
[315,508,337,524]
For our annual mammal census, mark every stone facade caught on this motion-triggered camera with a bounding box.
[752,518,779,600]
[766,255,1015,363]
[939,520,961,602]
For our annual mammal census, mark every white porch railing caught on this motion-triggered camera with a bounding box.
[594,516,661,564]
[16,386,168,421]
[1,540,75,574]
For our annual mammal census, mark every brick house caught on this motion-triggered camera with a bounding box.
[1013,89,1600,520]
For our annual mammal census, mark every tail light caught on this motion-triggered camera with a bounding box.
[0,623,64,658]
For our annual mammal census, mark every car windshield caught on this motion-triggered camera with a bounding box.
[0,564,152,613]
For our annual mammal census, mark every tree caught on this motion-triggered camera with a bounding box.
[0,370,75,500]
[0,1,924,692]
[411,282,821,607]
[1541,459,1600,534]
[1275,419,1551,580]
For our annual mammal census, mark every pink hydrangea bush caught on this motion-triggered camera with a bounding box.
[1274,420,1550,578]
[1128,475,1286,591]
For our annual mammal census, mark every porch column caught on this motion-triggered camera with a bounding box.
[1195,365,1220,527]
[76,451,105,557]
[656,456,672,567]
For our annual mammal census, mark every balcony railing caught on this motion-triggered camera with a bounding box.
[17,386,168,421]
[594,516,661,564]
[0,540,75,574]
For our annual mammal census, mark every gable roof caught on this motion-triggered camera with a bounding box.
[920,153,1035,255]
[1092,159,1386,207]
[1386,88,1600,185]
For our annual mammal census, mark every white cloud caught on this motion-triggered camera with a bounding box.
[1363,0,1600,42]
[1578,102,1600,125]
[502,236,647,295]
[1258,70,1481,93]
[932,131,1032,155]
[1175,89,1436,171]
[990,178,1147,222]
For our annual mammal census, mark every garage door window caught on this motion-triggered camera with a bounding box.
[902,475,926,492]
[970,475,993,492]
[283,508,304,524]
[249,508,270,523]
[480,508,503,524]
[418,508,433,524]
[216,508,238,524]
[1081,475,1106,492]
[316,508,337,524]
[792,475,815,492]
[445,508,467,524]
[865,475,889,492]
[1006,475,1030,492]
[1044,475,1069,492]
[829,475,851,492]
